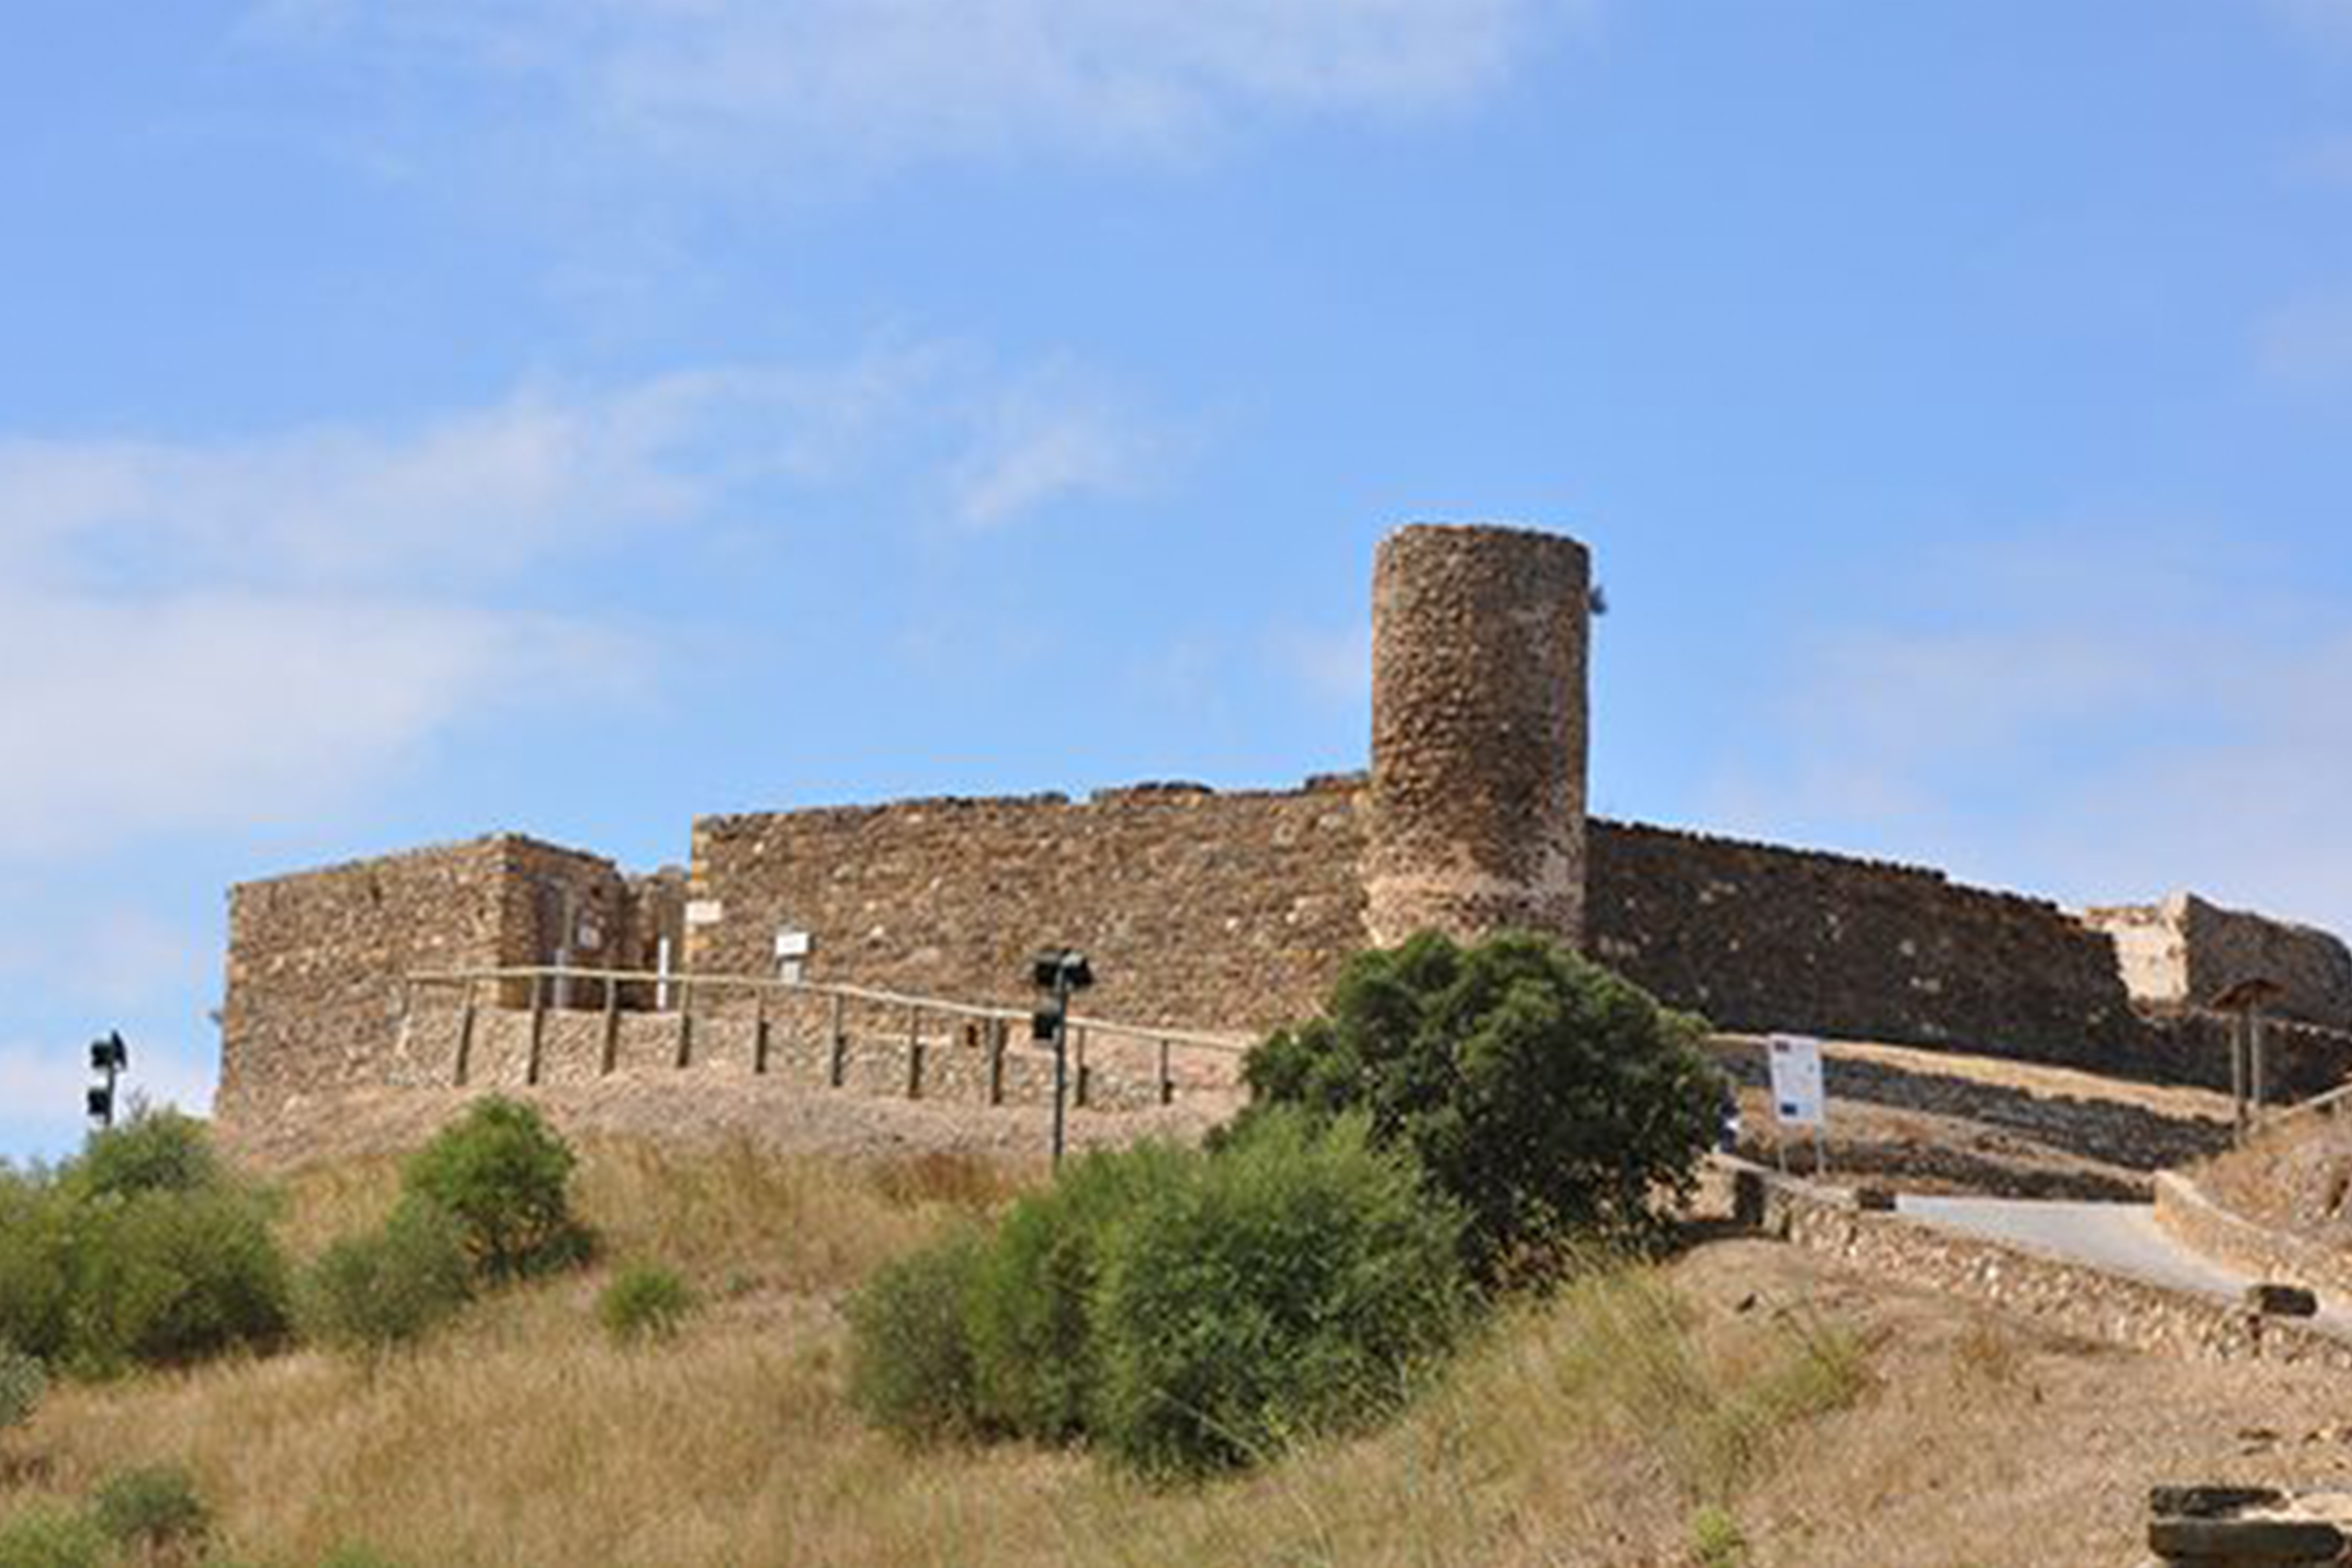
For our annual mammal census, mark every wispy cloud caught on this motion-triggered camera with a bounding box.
[948,361,1163,529]
[248,0,1571,176]
[0,344,1167,858]
[1704,528,2352,937]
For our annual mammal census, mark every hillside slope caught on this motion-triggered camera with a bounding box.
[5,1134,2349,1567]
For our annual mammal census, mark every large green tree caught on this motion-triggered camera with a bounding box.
[1235,930,1724,1281]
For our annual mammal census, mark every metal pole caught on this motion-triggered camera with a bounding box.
[1051,976,1070,1168]
[2233,1009,2250,1145]
[2251,1007,2269,1129]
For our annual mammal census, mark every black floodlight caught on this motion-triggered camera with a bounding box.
[1031,949,1095,993]
[87,1030,128,1129]
[1032,1008,1060,1043]
[90,1032,127,1073]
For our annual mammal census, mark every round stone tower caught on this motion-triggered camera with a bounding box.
[1364,522,1591,950]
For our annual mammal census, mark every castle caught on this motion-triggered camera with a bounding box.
[217,524,2352,1128]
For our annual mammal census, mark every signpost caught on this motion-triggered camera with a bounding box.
[1767,1034,1828,1177]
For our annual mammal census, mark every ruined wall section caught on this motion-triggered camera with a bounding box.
[2085,894,2352,1031]
[1365,523,1589,948]
[219,834,650,1125]
[684,778,1369,1036]
[1585,819,2140,1068]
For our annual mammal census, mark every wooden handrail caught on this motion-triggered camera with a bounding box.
[403,964,1253,1057]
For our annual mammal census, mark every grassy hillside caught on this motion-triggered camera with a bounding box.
[3,1135,2349,1567]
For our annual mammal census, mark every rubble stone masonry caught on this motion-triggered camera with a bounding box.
[1365,523,1590,948]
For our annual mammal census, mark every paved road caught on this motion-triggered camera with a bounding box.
[1895,1194,2352,1336]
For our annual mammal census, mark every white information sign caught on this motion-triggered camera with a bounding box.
[1767,1035,1827,1129]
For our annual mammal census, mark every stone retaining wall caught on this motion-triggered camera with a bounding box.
[2154,1170,2352,1312]
[1738,1165,2352,1369]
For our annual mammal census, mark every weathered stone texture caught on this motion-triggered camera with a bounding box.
[684,778,1369,1038]
[1587,819,2140,1066]
[2086,893,2352,1030]
[1366,523,1589,948]
[221,834,672,1124]
[1731,1166,2352,1369]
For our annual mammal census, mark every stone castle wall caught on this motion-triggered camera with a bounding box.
[215,521,2352,1132]
[1584,819,2140,1068]
[682,778,1370,1036]
[2084,894,2352,1031]
[220,834,672,1123]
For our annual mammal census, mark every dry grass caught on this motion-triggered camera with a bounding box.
[9,1137,2352,1566]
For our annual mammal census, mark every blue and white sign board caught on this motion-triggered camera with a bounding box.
[1767,1035,1827,1129]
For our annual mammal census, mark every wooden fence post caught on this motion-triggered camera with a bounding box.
[905,1003,924,1100]
[1157,1037,1174,1107]
[754,992,771,1076]
[987,1018,1007,1107]
[525,972,548,1086]
[454,979,478,1087]
[829,993,848,1088]
[674,979,695,1069]
[601,980,622,1076]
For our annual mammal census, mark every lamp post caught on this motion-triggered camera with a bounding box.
[1031,950,1095,1167]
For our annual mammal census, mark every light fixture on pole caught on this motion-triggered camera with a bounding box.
[87,1031,129,1130]
[1031,950,1095,1167]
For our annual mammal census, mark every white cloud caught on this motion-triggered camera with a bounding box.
[249,0,1570,173]
[0,345,1168,859]
[948,362,1161,528]
[1705,529,2352,938]
[1274,623,1374,706]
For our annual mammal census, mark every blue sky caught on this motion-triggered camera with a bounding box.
[6,0,2352,1158]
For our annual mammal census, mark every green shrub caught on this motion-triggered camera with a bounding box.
[403,1098,588,1282]
[1236,930,1724,1281]
[1689,1505,1750,1567]
[1,1122,290,1375]
[0,1507,105,1568]
[0,1174,79,1364]
[0,1345,44,1434]
[966,1142,1189,1443]
[596,1263,698,1346]
[87,1463,209,1554]
[1090,1111,1466,1478]
[845,1226,990,1444]
[65,1185,292,1372]
[66,1110,219,1200]
[299,1199,474,1357]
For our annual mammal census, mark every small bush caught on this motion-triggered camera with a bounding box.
[1090,1112,1467,1478]
[0,1174,79,1364]
[403,1098,589,1282]
[66,1185,293,1372]
[66,1110,219,1201]
[87,1463,209,1554]
[597,1264,698,1346]
[966,1142,1189,1443]
[845,1226,990,1444]
[1689,1505,1749,1567]
[0,1507,105,1568]
[1,1122,290,1375]
[0,1345,44,1434]
[299,1199,474,1357]
[1236,930,1725,1282]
